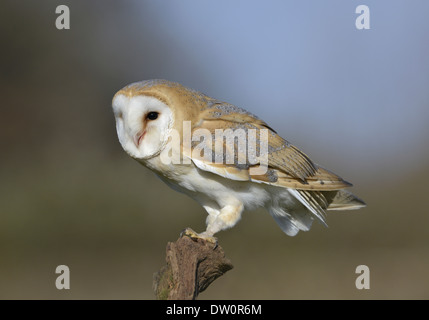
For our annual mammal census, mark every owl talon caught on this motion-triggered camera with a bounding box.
[180,227,199,239]
[180,228,218,250]
[212,239,218,250]
[179,228,187,238]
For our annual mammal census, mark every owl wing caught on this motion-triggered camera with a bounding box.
[185,102,352,191]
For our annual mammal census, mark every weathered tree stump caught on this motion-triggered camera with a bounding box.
[153,233,233,300]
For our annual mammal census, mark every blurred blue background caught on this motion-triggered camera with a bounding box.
[1,0,428,299]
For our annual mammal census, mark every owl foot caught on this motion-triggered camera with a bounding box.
[180,228,218,250]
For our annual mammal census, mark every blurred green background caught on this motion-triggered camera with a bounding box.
[1,1,428,299]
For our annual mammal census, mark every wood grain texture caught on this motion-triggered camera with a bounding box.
[153,235,233,300]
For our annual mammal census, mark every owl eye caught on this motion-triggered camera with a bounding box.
[146,112,159,120]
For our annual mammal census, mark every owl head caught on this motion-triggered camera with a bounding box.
[112,79,220,160]
[111,80,174,159]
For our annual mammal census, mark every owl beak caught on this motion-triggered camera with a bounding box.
[133,131,146,148]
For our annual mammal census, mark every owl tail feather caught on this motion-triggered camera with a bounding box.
[269,207,313,236]
[326,190,366,211]
[269,189,366,237]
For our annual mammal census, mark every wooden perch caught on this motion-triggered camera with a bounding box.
[153,232,233,300]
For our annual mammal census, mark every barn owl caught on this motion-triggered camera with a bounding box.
[112,79,365,242]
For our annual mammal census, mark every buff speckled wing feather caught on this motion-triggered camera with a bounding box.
[187,101,352,191]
